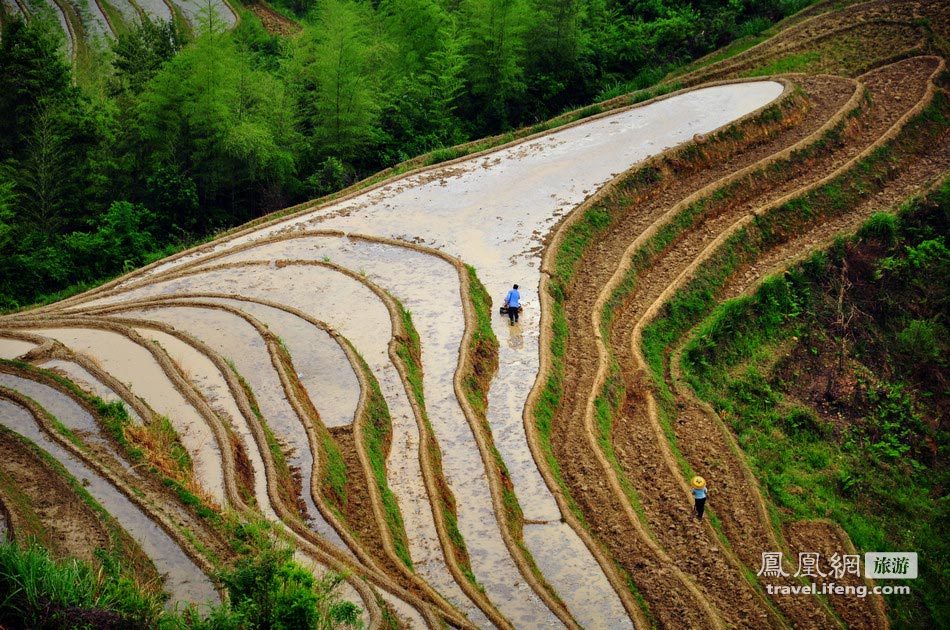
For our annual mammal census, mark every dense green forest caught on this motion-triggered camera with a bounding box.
[0,0,810,309]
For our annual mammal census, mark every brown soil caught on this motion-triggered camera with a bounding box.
[720,124,950,302]
[544,56,940,628]
[543,74,856,628]
[666,101,948,630]
[785,521,889,629]
[611,57,938,627]
[229,430,257,507]
[0,360,237,572]
[244,1,299,36]
[0,423,136,572]
[326,425,394,570]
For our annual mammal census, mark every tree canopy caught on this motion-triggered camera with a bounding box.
[0,0,812,309]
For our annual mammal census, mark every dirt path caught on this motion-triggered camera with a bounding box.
[785,521,890,629]
[664,92,949,630]
[596,57,940,627]
[538,74,856,627]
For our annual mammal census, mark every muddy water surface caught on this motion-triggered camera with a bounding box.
[23,327,227,504]
[40,358,143,423]
[188,297,360,429]
[0,338,35,360]
[525,522,635,629]
[197,238,498,625]
[113,305,350,554]
[133,327,277,521]
[0,372,104,447]
[0,397,219,607]
[197,237,630,628]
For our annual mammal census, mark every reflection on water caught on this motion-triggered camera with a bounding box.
[114,306,351,555]
[40,359,143,424]
[80,82,786,626]
[24,327,227,504]
[507,324,524,351]
[0,398,219,608]
[0,338,35,360]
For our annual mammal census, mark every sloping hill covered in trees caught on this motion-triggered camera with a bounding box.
[0,0,812,310]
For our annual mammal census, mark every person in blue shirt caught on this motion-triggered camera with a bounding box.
[691,476,708,520]
[504,284,521,325]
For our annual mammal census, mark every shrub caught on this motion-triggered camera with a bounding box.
[895,319,944,365]
[221,545,361,630]
[858,212,898,244]
[0,538,362,629]
[782,407,827,441]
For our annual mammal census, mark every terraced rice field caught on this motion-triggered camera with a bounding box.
[0,0,235,61]
[1,0,946,627]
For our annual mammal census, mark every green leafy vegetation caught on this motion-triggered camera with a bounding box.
[0,541,161,629]
[0,538,361,629]
[351,346,413,570]
[0,0,813,310]
[680,180,949,627]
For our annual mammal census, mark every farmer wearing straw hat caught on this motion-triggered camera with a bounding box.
[691,476,708,520]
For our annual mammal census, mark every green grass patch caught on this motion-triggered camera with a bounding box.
[0,535,361,628]
[679,180,949,627]
[0,540,163,628]
[746,50,821,76]
[319,432,348,514]
[350,344,413,570]
[227,360,310,526]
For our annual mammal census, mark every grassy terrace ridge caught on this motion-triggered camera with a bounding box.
[0,359,222,521]
[534,83,805,543]
[679,179,949,627]
[229,360,309,521]
[349,343,414,570]
[0,539,164,628]
[0,360,233,567]
[635,100,947,625]
[392,301,480,590]
[459,265,568,612]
